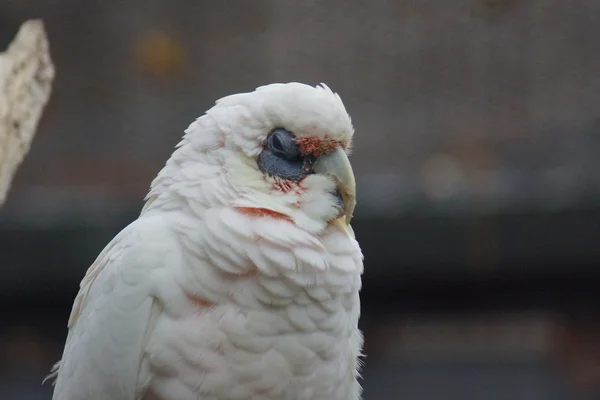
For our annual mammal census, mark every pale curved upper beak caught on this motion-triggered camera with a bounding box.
[313,146,356,225]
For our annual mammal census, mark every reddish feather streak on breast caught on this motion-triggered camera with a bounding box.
[296,136,345,157]
[185,293,213,308]
[222,266,260,280]
[233,206,293,222]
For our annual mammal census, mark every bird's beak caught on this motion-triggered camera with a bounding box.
[313,146,356,225]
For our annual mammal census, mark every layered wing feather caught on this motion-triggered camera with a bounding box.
[51,215,179,400]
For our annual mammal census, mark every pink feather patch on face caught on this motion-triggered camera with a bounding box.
[296,136,345,157]
[273,179,296,192]
[271,178,309,193]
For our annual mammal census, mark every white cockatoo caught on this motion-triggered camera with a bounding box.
[49,82,364,400]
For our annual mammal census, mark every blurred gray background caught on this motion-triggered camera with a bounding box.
[1,0,600,399]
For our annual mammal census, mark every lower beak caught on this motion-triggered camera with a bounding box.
[313,146,356,225]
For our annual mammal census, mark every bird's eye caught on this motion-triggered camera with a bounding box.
[270,133,285,152]
[267,128,301,161]
[257,128,308,181]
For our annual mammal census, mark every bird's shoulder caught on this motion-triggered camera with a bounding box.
[52,214,182,400]
[68,214,180,328]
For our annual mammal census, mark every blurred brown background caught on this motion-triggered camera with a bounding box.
[1,0,600,399]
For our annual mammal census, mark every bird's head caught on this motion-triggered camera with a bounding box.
[146,82,356,234]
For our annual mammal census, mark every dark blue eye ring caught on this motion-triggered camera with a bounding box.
[257,128,313,182]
